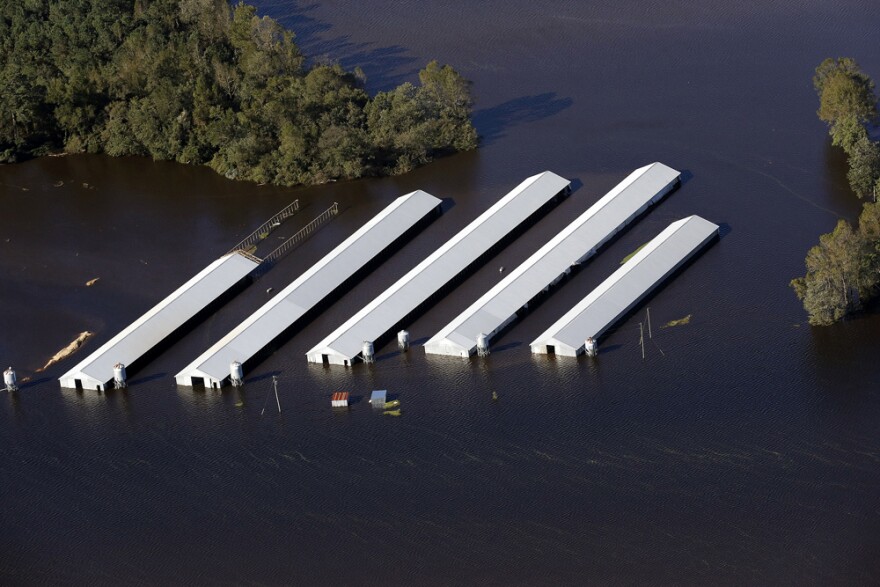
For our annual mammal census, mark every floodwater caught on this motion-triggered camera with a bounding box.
[2,1,880,584]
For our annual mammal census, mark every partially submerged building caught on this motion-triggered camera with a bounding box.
[174,191,442,388]
[305,171,572,366]
[424,162,680,357]
[59,251,260,391]
[529,215,719,357]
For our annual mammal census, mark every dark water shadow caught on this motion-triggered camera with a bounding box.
[821,140,865,219]
[128,372,165,386]
[273,3,419,92]
[718,222,732,238]
[19,377,51,390]
[375,350,401,363]
[348,394,364,406]
[598,344,623,354]
[598,234,721,347]
[679,169,694,186]
[491,341,522,354]
[473,93,573,147]
[245,370,283,385]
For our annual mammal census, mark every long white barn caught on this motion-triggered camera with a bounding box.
[59,251,260,391]
[175,191,442,388]
[424,162,680,357]
[306,171,571,366]
[529,215,719,357]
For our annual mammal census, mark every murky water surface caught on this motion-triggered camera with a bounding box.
[2,1,880,584]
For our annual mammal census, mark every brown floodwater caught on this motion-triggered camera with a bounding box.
[2,0,880,584]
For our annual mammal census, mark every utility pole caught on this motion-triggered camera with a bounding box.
[273,375,281,414]
[646,307,652,339]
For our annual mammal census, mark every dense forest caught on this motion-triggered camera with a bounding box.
[0,0,478,185]
[791,58,880,325]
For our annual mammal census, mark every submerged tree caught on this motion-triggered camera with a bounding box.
[792,58,880,325]
[791,220,865,325]
[813,57,879,199]
[814,58,877,126]
[0,1,478,186]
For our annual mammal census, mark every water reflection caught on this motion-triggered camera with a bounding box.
[473,93,574,146]
[59,386,134,427]
[174,383,227,416]
[3,0,880,582]
[263,1,419,92]
[803,310,880,421]
[821,139,865,220]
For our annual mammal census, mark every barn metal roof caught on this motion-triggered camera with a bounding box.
[424,162,680,357]
[59,251,260,391]
[530,215,719,357]
[305,171,571,366]
[174,190,441,387]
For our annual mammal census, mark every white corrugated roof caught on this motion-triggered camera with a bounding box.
[306,171,571,365]
[424,162,681,357]
[59,252,259,390]
[175,191,441,385]
[530,215,719,357]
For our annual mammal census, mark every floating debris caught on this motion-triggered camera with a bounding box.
[370,389,387,407]
[492,390,498,401]
[620,242,649,264]
[53,180,64,187]
[234,401,244,407]
[662,314,692,328]
[384,399,400,409]
[85,277,100,287]
[37,331,94,372]
[382,409,402,417]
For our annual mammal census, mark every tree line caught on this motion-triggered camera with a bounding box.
[791,58,880,325]
[0,0,478,185]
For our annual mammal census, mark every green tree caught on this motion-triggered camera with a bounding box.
[858,202,880,285]
[813,57,863,94]
[0,0,476,186]
[791,59,880,323]
[418,60,478,150]
[830,115,868,155]
[846,136,880,199]
[814,58,877,125]
[0,65,44,148]
[791,220,865,325]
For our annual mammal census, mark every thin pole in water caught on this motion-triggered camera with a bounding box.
[639,323,645,360]
[273,375,282,414]
[646,307,652,339]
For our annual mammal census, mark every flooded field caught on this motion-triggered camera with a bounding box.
[2,0,879,584]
